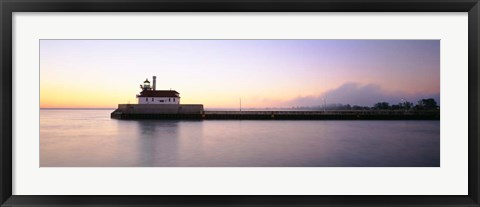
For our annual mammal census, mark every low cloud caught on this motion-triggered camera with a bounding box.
[283,82,439,107]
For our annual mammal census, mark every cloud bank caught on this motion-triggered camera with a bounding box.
[283,82,440,107]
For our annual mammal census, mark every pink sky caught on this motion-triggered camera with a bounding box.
[40,40,440,108]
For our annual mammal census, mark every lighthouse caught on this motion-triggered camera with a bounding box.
[111,75,203,119]
[136,76,180,104]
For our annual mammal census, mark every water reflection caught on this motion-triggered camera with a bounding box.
[40,110,440,167]
[134,120,180,167]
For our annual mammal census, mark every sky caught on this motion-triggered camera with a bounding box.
[40,40,440,108]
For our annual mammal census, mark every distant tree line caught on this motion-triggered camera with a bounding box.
[373,98,438,110]
[290,98,439,111]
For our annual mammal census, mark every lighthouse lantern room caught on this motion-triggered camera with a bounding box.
[141,79,151,90]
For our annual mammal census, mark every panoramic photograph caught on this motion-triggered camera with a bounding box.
[40,39,440,167]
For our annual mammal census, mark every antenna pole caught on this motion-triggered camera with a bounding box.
[240,97,242,112]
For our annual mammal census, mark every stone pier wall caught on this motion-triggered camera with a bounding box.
[116,104,204,114]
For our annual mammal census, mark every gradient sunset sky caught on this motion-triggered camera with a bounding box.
[40,40,440,108]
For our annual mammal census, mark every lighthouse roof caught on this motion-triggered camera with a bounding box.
[144,79,150,83]
[137,90,180,98]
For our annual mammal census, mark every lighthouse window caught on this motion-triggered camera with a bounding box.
[173,98,175,102]
[152,98,154,101]
[169,98,171,102]
[145,98,148,102]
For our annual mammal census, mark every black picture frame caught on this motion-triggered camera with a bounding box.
[1,0,479,206]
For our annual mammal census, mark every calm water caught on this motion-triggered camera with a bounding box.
[40,110,440,167]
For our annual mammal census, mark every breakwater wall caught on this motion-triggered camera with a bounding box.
[111,104,204,119]
[201,110,439,120]
[111,107,439,120]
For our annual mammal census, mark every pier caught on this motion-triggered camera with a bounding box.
[111,108,439,120]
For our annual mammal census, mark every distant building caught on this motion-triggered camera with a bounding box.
[136,76,180,104]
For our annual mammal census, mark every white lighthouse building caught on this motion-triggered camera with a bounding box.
[136,76,180,104]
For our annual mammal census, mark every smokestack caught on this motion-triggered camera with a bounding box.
[153,76,156,91]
